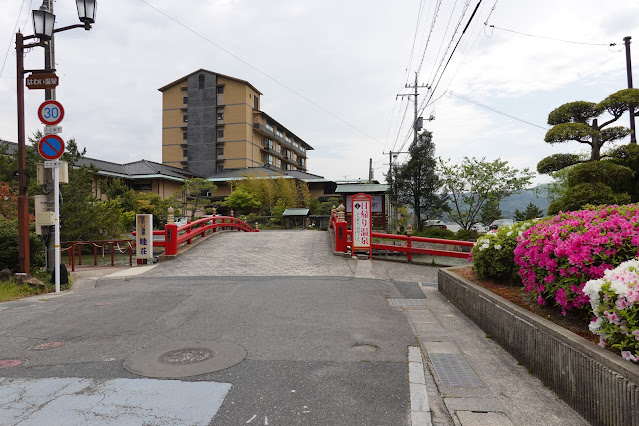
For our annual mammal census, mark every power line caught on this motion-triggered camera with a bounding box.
[1,0,32,79]
[448,91,549,130]
[137,0,384,146]
[488,25,616,47]
[424,0,483,108]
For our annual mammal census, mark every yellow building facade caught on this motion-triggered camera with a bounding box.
[159,69,312,177]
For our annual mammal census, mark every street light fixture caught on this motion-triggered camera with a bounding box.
[76,0,97,25]
[32,4,55,40]
[15,1,97,274]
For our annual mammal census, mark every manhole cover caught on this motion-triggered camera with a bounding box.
[0,359,23,369]
[29,341,64,351]
[159,348,214,365]
[352,344,379,352]
[124,340,246,378]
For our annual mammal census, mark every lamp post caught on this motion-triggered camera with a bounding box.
[15,0,97,274]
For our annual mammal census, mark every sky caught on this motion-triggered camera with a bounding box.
[1,0,638,186]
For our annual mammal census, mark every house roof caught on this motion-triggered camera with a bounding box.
[0,140,200,182]
[158,68,263,95]
[204,166,328,183]
[282,208,310,216]
[335,183,389,194]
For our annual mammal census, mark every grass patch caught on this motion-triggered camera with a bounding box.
[0,269,73,303]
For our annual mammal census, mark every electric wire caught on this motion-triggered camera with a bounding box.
[425,0,458,86]
[424,0,482,109]
[488,25,615,47]
[1,0,32,79]
[416,0,443,77]
[448,90,549,130]
[137,0,384,146]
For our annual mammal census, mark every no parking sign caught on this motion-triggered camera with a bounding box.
[38,135,65,160]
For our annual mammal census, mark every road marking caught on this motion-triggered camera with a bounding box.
[409,346,432,425]
[246,414,257,423]
[0,377,231,424]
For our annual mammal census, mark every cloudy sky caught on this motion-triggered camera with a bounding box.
[1,0,638,185]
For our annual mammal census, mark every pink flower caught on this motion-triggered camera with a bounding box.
[604,311,620,325]
[621,351,638,362]
[598,338,606,348]
[616,298,628,310]
[632,330,639,340]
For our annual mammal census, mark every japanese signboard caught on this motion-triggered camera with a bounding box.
[26,73,59,90]
[136,214,153,260]
[346,195,383,213]
[351,193,372,257]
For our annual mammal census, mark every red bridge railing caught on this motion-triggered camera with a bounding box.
[157,215,258,256]
[329,212,473,261]
[62,239,134,272]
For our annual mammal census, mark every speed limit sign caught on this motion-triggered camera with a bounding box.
[38,100,65,126]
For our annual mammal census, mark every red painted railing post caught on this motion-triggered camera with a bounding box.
[335,221,348,253]
[187,222,192,244]
[71,242,75,272]
[129,242,133,266]
[406,225,413,262]
[78,243,82,265]
[110,243,115,266]
[165,223,178,256]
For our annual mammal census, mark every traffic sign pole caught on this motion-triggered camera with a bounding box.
[54,166,60,293]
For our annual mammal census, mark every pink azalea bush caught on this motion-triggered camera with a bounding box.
[583,259,639,362]
[514,204,639,314]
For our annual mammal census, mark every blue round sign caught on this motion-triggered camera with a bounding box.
[38,135,65,160]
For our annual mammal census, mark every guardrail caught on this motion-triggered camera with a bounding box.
[62,240,134,272]
[159,215,258,256]
[329,212,473,261]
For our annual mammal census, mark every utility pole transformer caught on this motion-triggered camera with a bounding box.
[624,36,636,144]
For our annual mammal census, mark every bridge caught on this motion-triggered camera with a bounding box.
[0,228,586,424]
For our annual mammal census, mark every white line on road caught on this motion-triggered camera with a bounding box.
[409,346,432,426]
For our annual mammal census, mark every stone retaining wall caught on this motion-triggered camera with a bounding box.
[438,267,639,426]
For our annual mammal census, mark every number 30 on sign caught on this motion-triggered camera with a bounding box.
[38,100,65,126]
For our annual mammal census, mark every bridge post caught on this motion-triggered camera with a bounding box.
[165,223,178,256]
[335,220,348,253]
[406,224,413,263]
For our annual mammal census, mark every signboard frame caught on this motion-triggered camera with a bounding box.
[351,192,373,259]
[136,214,154,261]
[37,100,65,126]
[26,72,60,90]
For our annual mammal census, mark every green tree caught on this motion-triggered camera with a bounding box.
[479,196,501,225]
[174,178,217,220]
[438,157,534,230]
[224,188,261,215]
[514,202,544,221]
[542,89,639,163]
[394,131,449,231]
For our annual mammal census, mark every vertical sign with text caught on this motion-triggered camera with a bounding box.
[351,193,373,258]
[136,214,153,260]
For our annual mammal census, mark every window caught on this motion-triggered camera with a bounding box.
[217,112,224,121]
[276,144,281,153]
[286,163,292,170]
[254,96,259,110]
[183,132,188,141]
[292,153,297,161]
[182,149,188,157]
[293,141,299,148]
[217,85,224,94]
[260,138,264,146]
[261,153,266,163]
[217,164,224,172]
[266,122,274,132]
[284,149,290,159]
[183,96,188,104]
[276,158,281,168]
[217,129,224,138]
[217,147,224,156]
[285,135,291,143]
[183,115,188,123]
[267,154,274,165]
[198,74,205,89]
[276,129,283,138]
[266,139,273,149]
[301,158,305,167]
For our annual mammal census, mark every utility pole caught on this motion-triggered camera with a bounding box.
[43,0,57,272]
[397,73,430,148]
[624,36,636,144]
[368,158,373,183]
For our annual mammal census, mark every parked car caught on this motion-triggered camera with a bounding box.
[489,218,514,231]
[471,223,487,233]
[423,219,447,229]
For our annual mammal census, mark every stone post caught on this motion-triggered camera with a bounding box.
[167,207,174,224]
[337,204,345,222]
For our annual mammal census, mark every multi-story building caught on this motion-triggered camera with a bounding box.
[159,69,312,177]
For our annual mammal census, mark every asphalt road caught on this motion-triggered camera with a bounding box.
[0,231,432,425]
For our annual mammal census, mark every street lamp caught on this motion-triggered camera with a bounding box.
[15,1,97,274]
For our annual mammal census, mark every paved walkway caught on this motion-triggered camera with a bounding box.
[0,230,586,425]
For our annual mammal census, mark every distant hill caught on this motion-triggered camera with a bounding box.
[441,185,552,222]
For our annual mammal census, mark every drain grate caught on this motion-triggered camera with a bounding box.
[429,353,483,387]
[388,299,427,307]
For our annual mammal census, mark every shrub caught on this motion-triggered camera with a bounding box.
[514,204,639,314]
[455,229,480,241]
[0,218,45,273]
[414,227,457,239]
[472,221,538,284]
[583,259,639,362]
